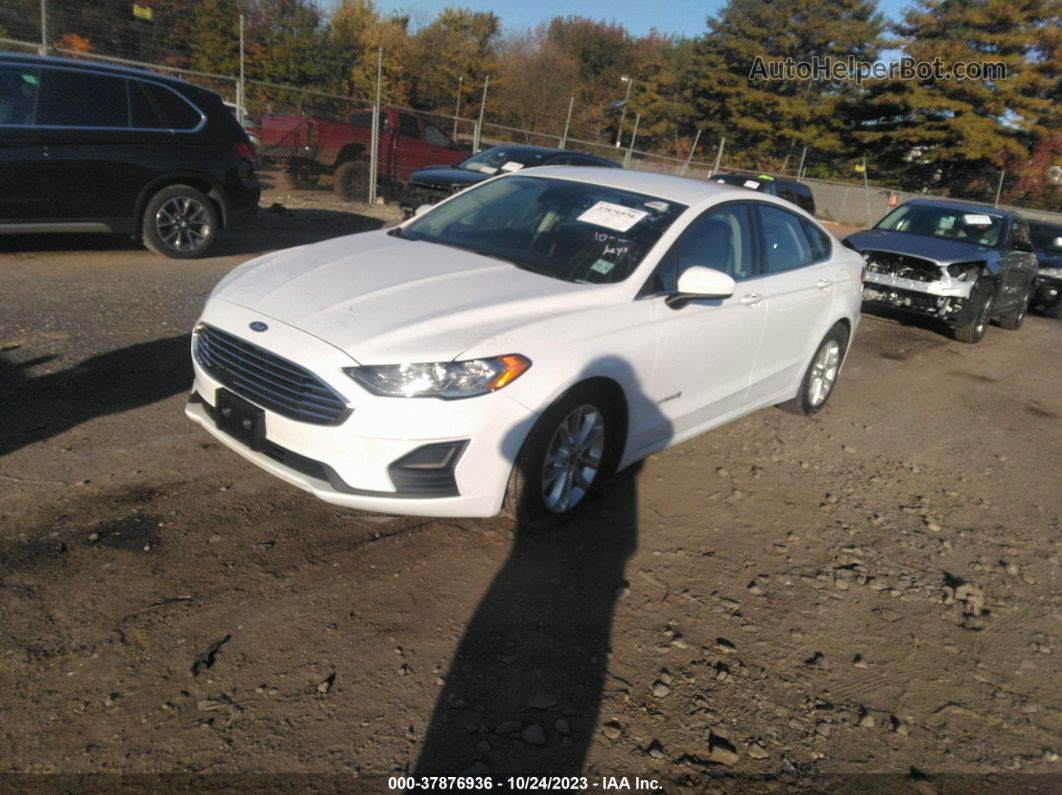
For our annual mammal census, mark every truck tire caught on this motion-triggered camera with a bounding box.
[333,159,370,200]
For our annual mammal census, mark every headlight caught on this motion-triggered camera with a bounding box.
[345,355,531,398]
[1040,267,1062,279]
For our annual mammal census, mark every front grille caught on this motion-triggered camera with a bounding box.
[864,251,942,283]
[404,182,450,205]
[194,324,349,425]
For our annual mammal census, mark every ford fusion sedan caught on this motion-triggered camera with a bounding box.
[1029,219,1062,318]
[845,200,1038,343]
[398,144,618,217]
[186,168,862,524]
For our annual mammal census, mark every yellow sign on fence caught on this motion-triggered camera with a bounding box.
[132,3,153,21]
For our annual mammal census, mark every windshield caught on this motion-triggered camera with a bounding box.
[876,204,1004,247]
[396,175,687,284]
[1029,221,1062,254]
[459,147,553,175]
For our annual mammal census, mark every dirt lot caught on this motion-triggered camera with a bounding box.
[1,182,1060,793]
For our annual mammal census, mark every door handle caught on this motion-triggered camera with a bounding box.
[739,293,763,306]
[816,278,833,290]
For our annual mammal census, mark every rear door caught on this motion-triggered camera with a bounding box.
[36,68,178,228]
[0,64,50,221]
[747,202,836,402]
[998,216,1037,308]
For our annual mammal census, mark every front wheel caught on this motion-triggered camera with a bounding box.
[502,385,614,529]
[779,324,849,416]
[142,185,219,259]
[953,281,994,343]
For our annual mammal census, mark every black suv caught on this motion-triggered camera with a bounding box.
[710,172,816,215]
[0,52,259,258]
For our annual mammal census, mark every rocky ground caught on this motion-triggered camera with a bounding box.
[1,177,1060,793]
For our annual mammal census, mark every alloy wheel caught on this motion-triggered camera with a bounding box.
[155,196,211,253]
[540,404,605,514]
[808,340,841,407]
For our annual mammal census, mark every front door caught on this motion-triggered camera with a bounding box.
[0,64,50,221]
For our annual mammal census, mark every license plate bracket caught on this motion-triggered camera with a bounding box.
[215,389,265,450]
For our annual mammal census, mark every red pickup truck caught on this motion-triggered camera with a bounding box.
[258,106,467,199]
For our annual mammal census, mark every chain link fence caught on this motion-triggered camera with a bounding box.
[3,3,1060,228]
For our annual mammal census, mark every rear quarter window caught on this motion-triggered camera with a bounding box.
[143,83,202,130]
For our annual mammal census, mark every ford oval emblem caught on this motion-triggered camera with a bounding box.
[249,321,268,332]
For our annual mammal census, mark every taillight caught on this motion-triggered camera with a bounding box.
[236,141,256,164]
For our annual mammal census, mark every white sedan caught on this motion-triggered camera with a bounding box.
[186,168,862,524]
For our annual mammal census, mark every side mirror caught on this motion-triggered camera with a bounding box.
[414,204,432,217]
[666,266,736,309]
[1012,239,1034,253]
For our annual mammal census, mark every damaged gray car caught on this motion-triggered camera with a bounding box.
[844,200,1039,343]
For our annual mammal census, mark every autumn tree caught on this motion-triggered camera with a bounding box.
[491,25,581,135]
[189,0,242,76]
[407,8,500,112]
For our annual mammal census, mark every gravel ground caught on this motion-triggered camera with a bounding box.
[1,181,1060,793]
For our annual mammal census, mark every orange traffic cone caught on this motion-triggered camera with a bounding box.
[888,192,898,207]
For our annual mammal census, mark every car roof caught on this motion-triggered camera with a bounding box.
[902,197,1011,216]
[515,166,765,206]
[0,50,208,94]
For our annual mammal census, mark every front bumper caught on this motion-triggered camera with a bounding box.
[861,271,976,322]
[398,182,452,216]
[185,307,537,517]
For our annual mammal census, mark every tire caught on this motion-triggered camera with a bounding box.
[142,185,219,259]
[1044,302,1062,320]
[333,159,370,200]
[778,323,849,417]
[502,384,616,529]
[998,287,1030,330]
[953,280,995,344]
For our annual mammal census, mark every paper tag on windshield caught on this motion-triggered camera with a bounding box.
[577,201,649,232]
[963,213,992,225]
[500,161,524,172]
[743,179,761,189]
[591,259,615,275]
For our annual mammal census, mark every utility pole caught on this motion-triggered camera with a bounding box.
[40,0,48,55]
[559,96,574,149]
[623,113,640,169]
[452,76,463,140]
[615,76,633,148]
[368,48,382,205]
[238,14,245,124]
[473,75,489,153]
[711,137,726,175]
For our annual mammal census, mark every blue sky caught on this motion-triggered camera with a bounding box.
[326,0,915,39]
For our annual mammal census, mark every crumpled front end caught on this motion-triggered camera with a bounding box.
[861,250,982,321]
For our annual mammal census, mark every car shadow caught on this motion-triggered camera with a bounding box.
[413,359,670,779]
[0,336,192,458]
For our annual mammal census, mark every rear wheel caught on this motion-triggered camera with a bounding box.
[953,280,995,344]
[998,287,1030,330]
[502,385,614,529]
[779,323,848,416]
[142,185,218,259]
[333,159,370,200]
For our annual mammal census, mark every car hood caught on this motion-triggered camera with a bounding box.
[845,229,994,265]
[408,166,488,188]
[211,231,612,365]
[1034,250,1062,269]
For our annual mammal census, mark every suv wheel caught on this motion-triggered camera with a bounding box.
[998,287,1030,330]
[953,281,994,344]
[502,384,614,529]
[142,185,219,259]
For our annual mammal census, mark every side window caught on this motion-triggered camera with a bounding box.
[778,186,796,203]
[129,80,164,128]
[1009,217,1030,247]
[756,203,814,273]
[801,218,832,261]
[398,113,419,139]
[648,204,754,294]
[347,109,389,132]
[38,69,128,127]
[142,83,201,130]
[0,65,39,125]
[424,123,449,146]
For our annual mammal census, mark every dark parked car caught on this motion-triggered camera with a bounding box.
[1028,219,1062,318]
[399,144,619,217]
[0,52,259,258]
[710,172,815,215]
[845,199,1039,343]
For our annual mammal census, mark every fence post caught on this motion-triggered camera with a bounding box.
[862,157,872,227]
[39,0,47,54]
[237,14,245,124]
[797,145,807,181]
[678,128,702,176]
[622,114,640,168]
[473,75,489,153]
[839,187,850,223]
[559,96,574,149]
[452,76,463,140]
[711,136,726,176]
[994,169,1005,208]
[368,47,382,205]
